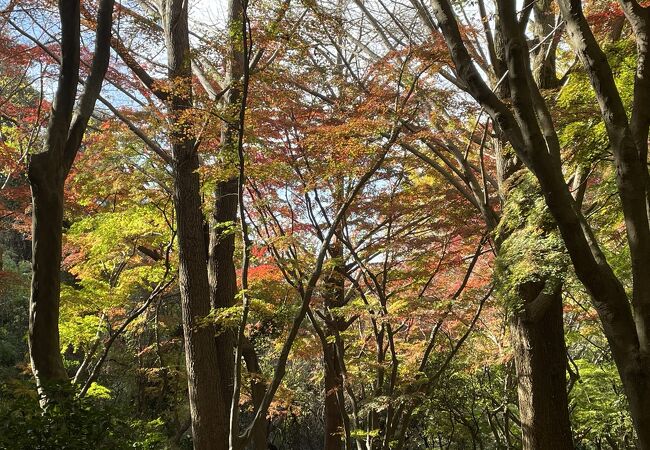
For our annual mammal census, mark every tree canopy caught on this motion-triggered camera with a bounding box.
[0,0,648,448]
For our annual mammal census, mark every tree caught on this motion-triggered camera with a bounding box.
[161,0,228,446]
[425,0,650,444]
[302,1,574,445]
[2,0,647,447]
[26,0,114,403]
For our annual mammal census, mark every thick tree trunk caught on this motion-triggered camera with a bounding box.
[511,284,573,449]
[493,80,573,450]
[26,0,114,404]
[494,9,568,447]
[28,165,68,399]
[321,234,350,450]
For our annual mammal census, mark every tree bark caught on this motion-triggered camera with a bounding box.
[491,16,572,444]
[323,338,346,450]
[173,155,226,448]
[28,173,68,395]
[425,0,650,444]
[530,0,560,88]
[321,234,351,450]
[206,0,269,446]
[207,0,269,446]
[242,337,268,450]
[209,176,238,421]
[511,284,573,449]
[495,173,574,449]
[163,0,226,447]
[27,0,114,403]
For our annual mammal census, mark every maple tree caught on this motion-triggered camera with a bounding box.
[0,0,647,448]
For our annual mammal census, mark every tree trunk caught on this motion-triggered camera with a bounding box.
[209,177,238,406]
[322,233,350,450]
[323,337,345,450]
[28,165,68,399]
[173,154,227,448]
[207,0,270,444]
[615,358,650,449]
[164,0,226,446]
[530,0,560,89]
[511,283,573,449]
[208,176,269,449]
[243,337,268,450]
[493,77,573,450]
[26,0,114,403]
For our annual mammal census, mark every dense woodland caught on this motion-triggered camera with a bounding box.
[0,0,649,448]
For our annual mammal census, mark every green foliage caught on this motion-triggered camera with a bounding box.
[0,380,167,449]
[494,171,568,309]
[67,206,169,276]
[556,38,635,290]
[0,248,29,373]
[570,360,635,447]
[85,382,113,400]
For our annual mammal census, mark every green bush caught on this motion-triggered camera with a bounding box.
[0,380,167,449]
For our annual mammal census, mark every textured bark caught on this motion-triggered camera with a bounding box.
[323,340,345,450]
[209,176,238,416]
[491,18,573,447]
[173,155,226,448]
[427,0,650,444]
[28,175,68,392]
[494,169,574,449]
[530,0,560,88]
[207,0,269,446]
[206,0,270,447]
[163,0,226,447]
[242,338,268,450]
[493,15,511,98]
[494,168,573,449]
[207,6,242,399]
[511,284,573,449]
[537,1,650,445]
[28,0,114,403]
[321,237,350,450]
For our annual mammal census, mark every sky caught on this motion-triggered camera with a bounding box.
[191,0,229,28]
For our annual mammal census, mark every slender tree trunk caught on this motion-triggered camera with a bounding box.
[553,2,650,445]
[243,338,268,450]
[207,0,271,445]
[209,176,238,421]
[323,336,345,450]
[164,0,226,447]
[511,284,573,449]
